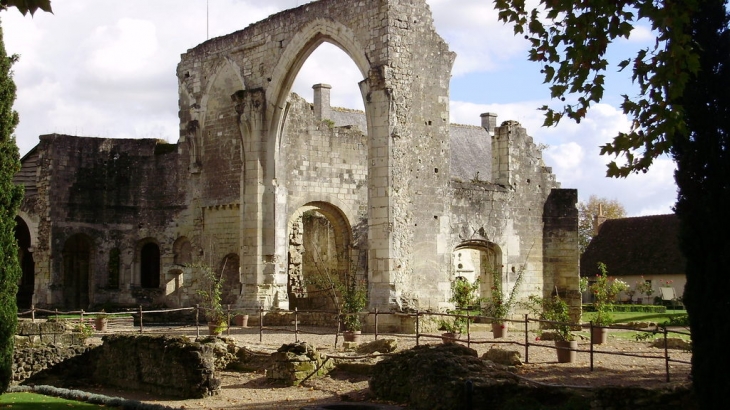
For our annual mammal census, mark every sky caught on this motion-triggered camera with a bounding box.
[2,0,677,216]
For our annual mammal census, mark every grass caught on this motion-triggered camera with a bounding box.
[0,392,107,409]
[581,310,688,326]
[580,309,691,342]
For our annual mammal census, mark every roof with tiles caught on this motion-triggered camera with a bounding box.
[580,214,686,277]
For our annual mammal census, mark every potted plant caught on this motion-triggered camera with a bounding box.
[481,266,525,338]
[589,263,628,344]
[438,314,467,344]
[94,310,109,332]
[341,278,367,342]
[308,265,368,343]
[192,262,227,336]
[524,293,577,362]
[635,276,654,305]
[233,313,249,327]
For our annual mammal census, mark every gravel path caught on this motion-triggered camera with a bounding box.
[82,323,692,409]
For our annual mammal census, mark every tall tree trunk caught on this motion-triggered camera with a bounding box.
[672,0,730,406]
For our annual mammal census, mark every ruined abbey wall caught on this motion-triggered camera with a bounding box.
[14,0,580,323]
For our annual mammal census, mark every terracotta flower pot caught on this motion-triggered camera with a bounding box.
[591,327,608,344]
[94,317,108,332]
[492,322,508,338]
[555,340,577,363]
[234,314,249,327]
[441,332,461,344]
[343,330,362,343]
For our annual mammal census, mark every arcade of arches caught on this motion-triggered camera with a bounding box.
[11,0,580,327]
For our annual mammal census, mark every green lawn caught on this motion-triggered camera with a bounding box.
[581,310,688,325]
[0,392,107,409]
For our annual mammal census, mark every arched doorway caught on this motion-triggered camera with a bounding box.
[287,202,354,310]
[453,241,503,301]
[220,253,241,306]
[63,234,93,309]
[15,217,34,309]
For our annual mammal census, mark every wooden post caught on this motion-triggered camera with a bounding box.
[195,304,200,337]
[374,308,379,340]
[415,311,420,346]
[227,304,231,336]
[139,305,143,334]
[664,327,670,382]
[294,307,299,343]
[524,314,529,364]
[259,306,263,343]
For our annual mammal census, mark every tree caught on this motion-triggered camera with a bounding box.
[0,0,52,15]
[0,22,22,392]
[495,0,729,406]
[0,0,51,392]
[578,195,626,254]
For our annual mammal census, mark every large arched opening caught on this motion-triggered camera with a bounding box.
[287,202,357,311]
[62,234,93,309]
[15,216,34,309]
[453,240,503,301]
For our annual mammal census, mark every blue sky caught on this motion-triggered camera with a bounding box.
[3,0,676,216]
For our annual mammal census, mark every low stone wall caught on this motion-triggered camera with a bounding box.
[93,334,220,398]
[15,320,85,346]
[12,344,91,383]
[13,334,221,399]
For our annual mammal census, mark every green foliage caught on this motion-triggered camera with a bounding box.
[0,22,22,393]
[0,0,52,16]
[440,278,481,334]
[634,276,654,298]
[496,1,730,402]
[524,294,575,342]
[308,267,367,331]
[588,263,628,325]
[495,0,699,177]
[72,321,93,341]
[577,195,626,253]
[482,266,525,322]
[191,262,225,326]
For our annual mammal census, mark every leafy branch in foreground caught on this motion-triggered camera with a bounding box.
[494,0,699,177]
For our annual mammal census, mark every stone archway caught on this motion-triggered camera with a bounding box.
[62,234,93,309]
[178,0,455,311]
[287,202,353,310]
[15,216,34,309]
[453,241,503,301]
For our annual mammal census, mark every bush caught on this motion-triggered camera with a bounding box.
[582,304,667,313]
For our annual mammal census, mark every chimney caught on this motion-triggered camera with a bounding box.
[480,112,498,136]
[593,203,607,235]
[313,83,332,121]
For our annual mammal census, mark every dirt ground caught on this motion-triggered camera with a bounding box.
[80,325,692,410]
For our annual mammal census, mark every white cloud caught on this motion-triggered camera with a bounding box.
[84,19,159,79]
[2,0,676,217]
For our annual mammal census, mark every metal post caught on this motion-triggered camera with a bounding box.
[259,306,263,343]
[335,314,341,348]
[195,304,200,337]
[524,314,529,364]
[590,321,594,371]
[374,308,379,340]
[227,304,231,336]
[295,307,299,343]
[415,310,420,346]
[139,305,143,334]
[466,310,471,348]
[664,327,670,382]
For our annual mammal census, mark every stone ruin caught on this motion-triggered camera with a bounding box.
[13,0,580,330]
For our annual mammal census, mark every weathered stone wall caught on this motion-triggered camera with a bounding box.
[93,335,220,398]
[12,344,91,384]
[13,0,579,325]
[13,335,220,399]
